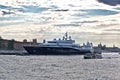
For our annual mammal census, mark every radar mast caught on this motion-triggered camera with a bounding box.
[65,32,68,40]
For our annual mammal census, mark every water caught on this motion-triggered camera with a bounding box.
[0,53,120,80]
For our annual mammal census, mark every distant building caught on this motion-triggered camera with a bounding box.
[0,39,10,50]
[0,38,39,51]
[94,43,120,52]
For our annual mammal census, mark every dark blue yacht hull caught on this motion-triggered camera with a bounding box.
[24,46,92,55]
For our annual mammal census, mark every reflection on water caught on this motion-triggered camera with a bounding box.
[0,53,120,80]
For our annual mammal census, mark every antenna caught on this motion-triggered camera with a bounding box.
[65,32,68,40]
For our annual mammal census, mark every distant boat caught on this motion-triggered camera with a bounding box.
[24,32,93,55]
[84,53,102,59]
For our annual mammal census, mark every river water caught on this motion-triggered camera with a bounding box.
[0,53,120,80]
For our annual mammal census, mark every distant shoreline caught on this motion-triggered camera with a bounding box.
[0,50,119,55]
[0,50,27,55]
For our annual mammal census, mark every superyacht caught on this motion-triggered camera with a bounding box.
[24,32,93,55]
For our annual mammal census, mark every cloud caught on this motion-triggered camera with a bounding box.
[97,0,120,6]
[21,5,49,13]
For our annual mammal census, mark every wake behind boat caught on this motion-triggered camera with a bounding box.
[24,32,93,55]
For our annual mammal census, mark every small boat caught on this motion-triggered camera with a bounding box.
[84,53,102,59]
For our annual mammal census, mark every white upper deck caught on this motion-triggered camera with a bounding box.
[40,32,93,50]
[48,32,74,43]
[41,32,80,47]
